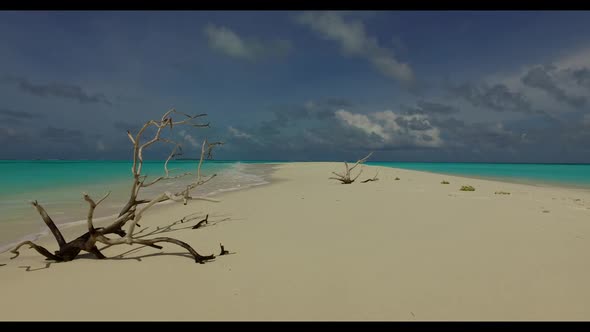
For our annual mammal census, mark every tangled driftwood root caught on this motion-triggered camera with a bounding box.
[10,109,225,264]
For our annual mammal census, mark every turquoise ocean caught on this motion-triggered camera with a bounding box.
[367,162,590,189]
[2,160,590,251]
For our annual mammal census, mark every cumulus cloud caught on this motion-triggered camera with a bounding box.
[248,98,350,140]
[521,65,587,108]
[178,130,201,148]
[228,126,253,139]
[226,126,264,147]
[214,96,590,162]
[295,11,414,85]
[481,50,590,113]
[204,24,292,61]
[219,100,451,157]
[335,109,443,148]
[336,110,388,139]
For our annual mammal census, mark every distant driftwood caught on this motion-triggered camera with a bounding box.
[329,152,373,184]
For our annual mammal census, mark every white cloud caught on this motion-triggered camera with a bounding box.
[296,12,414,84]
[335,110,389,139]
[335,109,443,148]
[178,130,200,148]
[228,126,253,139]
[204,24,291,61]
[227,126,263,146]
[482,47,590,113]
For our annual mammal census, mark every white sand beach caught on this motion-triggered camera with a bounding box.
[1,162,590,320]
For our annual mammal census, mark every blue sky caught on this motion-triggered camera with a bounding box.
[2,11,590,162]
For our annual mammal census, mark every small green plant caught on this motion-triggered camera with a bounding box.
[395,177,400,180]
[494,191,510,195]
[441,180,450,184]
[460,185,475,191]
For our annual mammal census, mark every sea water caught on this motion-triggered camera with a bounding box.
[368,162,590,189]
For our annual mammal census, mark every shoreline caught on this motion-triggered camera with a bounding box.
[3,162,589,255]
[288,161,590,192]
[384,168,590,192]
[3,161,590,254]
[2,162,590,320]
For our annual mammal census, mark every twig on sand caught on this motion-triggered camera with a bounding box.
[219,243,230,256]
[361,170,380,183]
[192,214,209,229]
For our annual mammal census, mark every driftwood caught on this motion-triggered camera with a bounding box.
[219,243,229,256]
[329,152,373,184]
[192,214,209,229]
[360,170,380,183]
[10,109,224,264]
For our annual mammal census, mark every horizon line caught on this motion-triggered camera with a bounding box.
[1,159,590,165]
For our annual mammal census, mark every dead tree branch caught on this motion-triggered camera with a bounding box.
[11,108,225,264]
[192,214,209,229]
[329,152,373,184]
[361,170,380,183]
